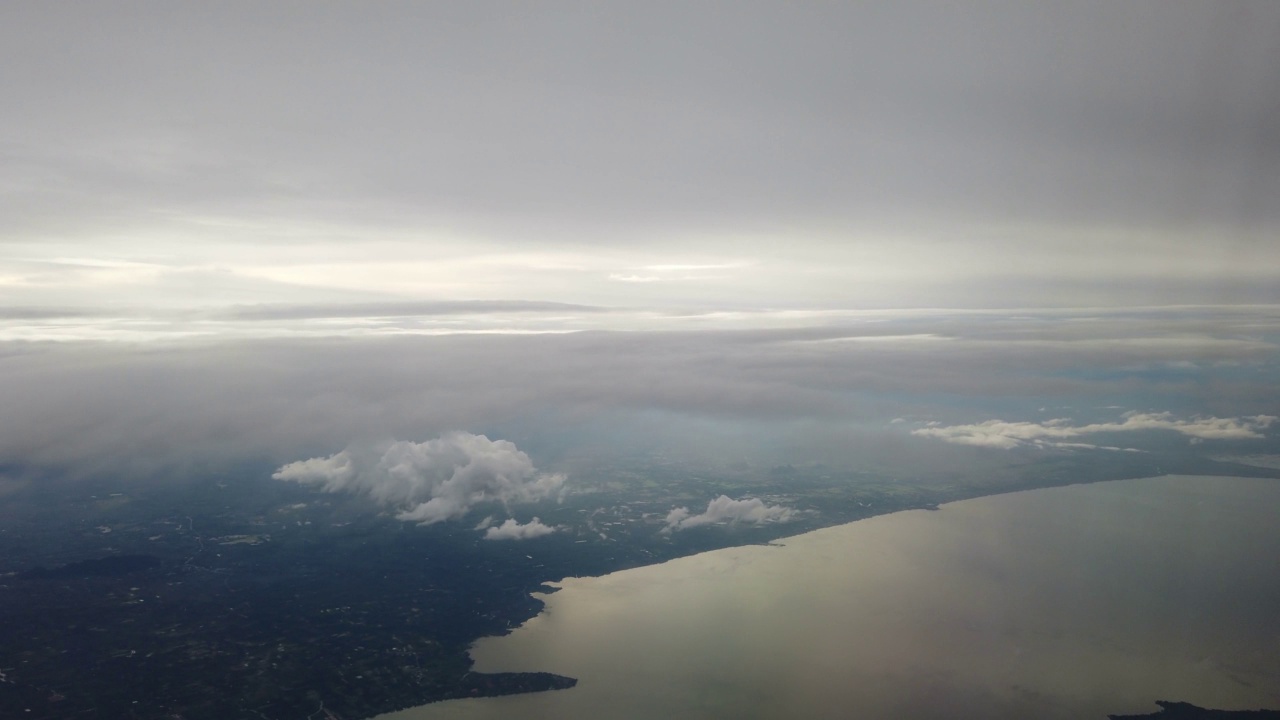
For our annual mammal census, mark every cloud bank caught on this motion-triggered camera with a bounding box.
[912,412,1278,450]
[665,495,796,532]
[273,433,565,525]
[1,308,1277,480]
[483,518,558,541]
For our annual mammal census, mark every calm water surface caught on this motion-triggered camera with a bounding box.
[379,476,1280,719]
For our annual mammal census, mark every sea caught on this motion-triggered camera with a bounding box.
[377,475,1280,719]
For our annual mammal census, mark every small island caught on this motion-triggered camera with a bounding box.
[1110,701,1280,719]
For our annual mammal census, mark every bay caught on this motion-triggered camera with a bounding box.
[379,475,1280,719]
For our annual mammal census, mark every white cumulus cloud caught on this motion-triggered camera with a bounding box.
[664,495,796,532]
[911,412,1277,450]
[273,432,566,525]
[483,517,558,541]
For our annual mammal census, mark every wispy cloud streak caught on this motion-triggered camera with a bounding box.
[912,412,1278,450]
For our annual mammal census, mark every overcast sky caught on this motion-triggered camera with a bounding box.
[1,3,1279,484]
[3,1,1279,326]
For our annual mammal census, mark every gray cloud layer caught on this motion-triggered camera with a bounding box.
[273,433,565,525]
[5,2,1277,232]
[2,2,1278,313]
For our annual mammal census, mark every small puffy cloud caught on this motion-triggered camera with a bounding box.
[273,432,566,525]
[273,452,357,485]
[665,495,796,532]
[911,412,1277,449]
[483,517,557,541]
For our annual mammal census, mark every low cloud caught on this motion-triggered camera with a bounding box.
[912,412,1277,450]
[273,432,565,525]
[483,517,557,541]
[665,495,796,532]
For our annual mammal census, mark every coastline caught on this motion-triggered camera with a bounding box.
[377,475,1280,720]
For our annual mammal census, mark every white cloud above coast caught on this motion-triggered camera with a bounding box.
[273,433,565,526]
[483,518,558,541]
[665,496,796,532]
[912,412,1278,450]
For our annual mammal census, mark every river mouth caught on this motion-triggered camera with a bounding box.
[380,475,1280,720]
